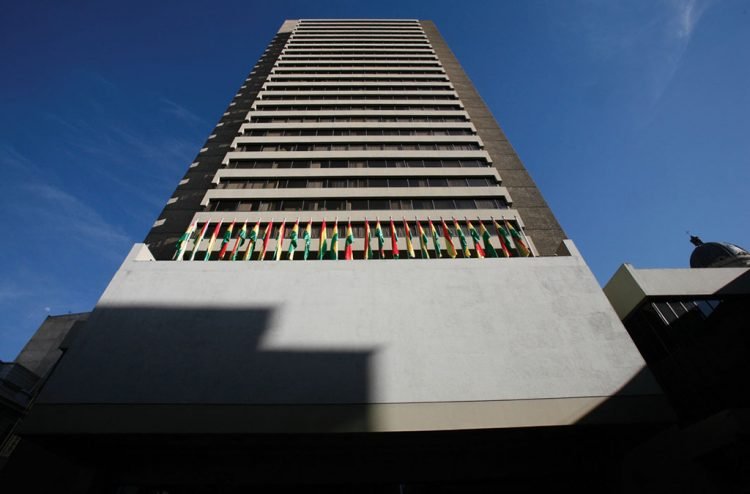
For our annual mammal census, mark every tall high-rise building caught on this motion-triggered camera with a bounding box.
[7,20,674,492]
[144,18,564,261]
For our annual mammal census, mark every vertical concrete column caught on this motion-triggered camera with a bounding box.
[421,21,566,256]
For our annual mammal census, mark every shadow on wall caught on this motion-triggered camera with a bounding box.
[25,305,373,432]
[574,365,673,426]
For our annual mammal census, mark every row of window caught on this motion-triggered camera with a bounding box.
[236,142,481,152]
[277,63,440,68]
[282,51,435,56]
[254,105,461,111]
[292,34,426,38]
[224,159,489,169]
[272,70,444,75]
[259,94,456,101]
[263,86,451,91]
[295,27,423,30]
[250,116,468,123]
[291,33,426,36]
[216,176,499,190]
[243,129,473,137]
[287,41,431,45]
[269,78,449,83]
[278,57,438,62]
[209,197,508,213]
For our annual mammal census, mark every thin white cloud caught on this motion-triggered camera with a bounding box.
[0,143,43,174]
[552,0,712,115]
[21,183,131,253]
[160,97,205,125]
[671,0,710,40]
[0,280,33,303]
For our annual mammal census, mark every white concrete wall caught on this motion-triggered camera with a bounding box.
[40,242,656,409]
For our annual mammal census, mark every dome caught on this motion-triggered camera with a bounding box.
[689,236,750,268]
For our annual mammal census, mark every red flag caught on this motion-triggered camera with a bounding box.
[217,220,236,260]
[389,218,399,259]
[258,220,273,261]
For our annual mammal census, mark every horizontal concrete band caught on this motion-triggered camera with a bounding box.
[278,55,439,59]
[282,49,435,53]
[272,67,442,72]
[187,208,524,228]
[201,186,509,204]
[282,45,433,49]
[295,27,421,30]
[289,39,429,43]
[264,82,452,87]
[258,90,458,97]
[293,34,426,37]
[212,167,501,180]
[291,36,426,40]
[246,110,468,119]
[254,100,458,107]
[231,136,481,145]
[222,150,491,164]
[239,122,473,131]
[268,75,448,80]
[20,395,674,435]
[292,31,426,35]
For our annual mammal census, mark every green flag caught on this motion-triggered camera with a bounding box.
[287,220,299,260]
[479,221,498,258]
[453,218,470,258]
[302,220,312,261]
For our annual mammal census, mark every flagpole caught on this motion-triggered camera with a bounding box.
[276,218,286,261]
[513,215,534,257]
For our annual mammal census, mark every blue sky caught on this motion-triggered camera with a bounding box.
[1,0,748,360]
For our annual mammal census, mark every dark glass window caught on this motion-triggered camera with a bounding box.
[467,177,489,186]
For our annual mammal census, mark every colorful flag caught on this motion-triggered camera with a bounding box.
[203,219,223,261]
[492,220,513,257]
[217,220,235,260]
[403,218,416,258]
[453,218,470,258]
[243,220,260,261]
[287,219,300,260]
[428,219,442,258]
[374,218,385,259]
[229,221,247,261]
[390,218,399,259]
[416,220,430,259]
[466,220,486,258]
[258,220,273,261]
[479,220,499,258]
[174,219,197,261]
[189,222,210,261]
[302,219,312,260]
[318,220,328,260]
[363,219,373,260]
[506,220,531,257]
[344,220,355,260]
[441,219,457,259]
[273,220,286,261]
[329,220,339,260]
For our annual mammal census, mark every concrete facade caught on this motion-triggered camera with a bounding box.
[22,242,670,435]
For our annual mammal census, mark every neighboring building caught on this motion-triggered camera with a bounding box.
[4,20,674,492]
[604,239,750,492]
[0,313,88,469]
